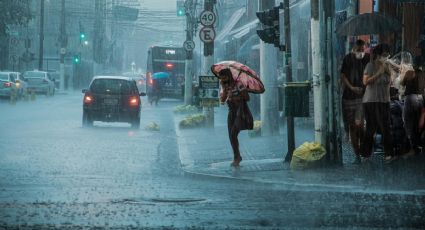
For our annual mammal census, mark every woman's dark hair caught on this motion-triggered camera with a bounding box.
[355,39,366,47]
[218,68,233,79]
[372,43,391,60]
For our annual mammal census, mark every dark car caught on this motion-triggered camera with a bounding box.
[82,76,146,128]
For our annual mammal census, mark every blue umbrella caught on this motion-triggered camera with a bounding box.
[152,72,170,80]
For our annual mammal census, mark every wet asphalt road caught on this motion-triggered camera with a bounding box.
[0,93,424,229]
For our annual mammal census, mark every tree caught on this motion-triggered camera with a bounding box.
[0,0,32,37]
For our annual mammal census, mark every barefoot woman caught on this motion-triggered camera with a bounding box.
[217,69,254,167]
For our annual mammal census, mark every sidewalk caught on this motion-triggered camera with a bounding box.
[174,106,425,194]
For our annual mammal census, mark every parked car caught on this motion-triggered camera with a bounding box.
[23,70,55,96]
[0,72,18,99]
[14,72,29,99]
[82,76,146,128]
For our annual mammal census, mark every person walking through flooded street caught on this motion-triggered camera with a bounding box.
[362,43,396,163]
[217,69,253,167]
[341,39,370,164]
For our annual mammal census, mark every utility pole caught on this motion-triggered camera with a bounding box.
[38,0,45,70]
[184,0,196,105]
[283,0,295,162]
[311,0,326,146]
[202,0,216,127]
[260,0,279,136]
[94,0,105,75]
[310,0,341,164]
[59,0,67,91]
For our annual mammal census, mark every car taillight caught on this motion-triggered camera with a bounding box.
[129,96,139,106]
[3,82,11,87]
[84,93,93,104]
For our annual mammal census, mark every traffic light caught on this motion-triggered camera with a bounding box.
[177,0,185,16]
[80,32,86,40]
[256,3,284,50]
[257,28,278,45]
[79,21,86,43]
[73,54,81,64]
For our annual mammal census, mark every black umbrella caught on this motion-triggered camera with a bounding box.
[336,13,403,36]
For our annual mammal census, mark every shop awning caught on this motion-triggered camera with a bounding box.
[216,8,246,42]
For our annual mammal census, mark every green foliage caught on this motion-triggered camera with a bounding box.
[179,114,206,129]
[0,0,32,36]
[173,105,199,114]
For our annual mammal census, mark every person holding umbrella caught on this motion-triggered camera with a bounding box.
[148,72,169,106]
[212,61,265,167]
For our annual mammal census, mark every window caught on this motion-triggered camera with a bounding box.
[0,73,9,81]
[90,79,136,95]
[10,74,16,82]
[24,72,46,79]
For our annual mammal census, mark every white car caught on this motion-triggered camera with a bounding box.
[0,72,18,99]
[24,70,55,96]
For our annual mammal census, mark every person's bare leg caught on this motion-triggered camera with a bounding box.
[349,124,361,163]
[230,128,242,166]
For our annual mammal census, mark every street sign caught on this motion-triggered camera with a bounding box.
[183,40,195,51]
[199,27,216,43]
[199,75,219,107]
[200,10,216,27]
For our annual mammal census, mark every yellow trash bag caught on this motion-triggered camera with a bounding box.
[290,142,326,170]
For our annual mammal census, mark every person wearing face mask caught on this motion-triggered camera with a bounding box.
[362,43,396,163]
[340,39,370,164]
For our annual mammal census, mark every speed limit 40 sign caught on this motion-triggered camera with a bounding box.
[200,10,216,27]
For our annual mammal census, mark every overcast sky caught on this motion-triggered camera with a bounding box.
[140,0,176,11]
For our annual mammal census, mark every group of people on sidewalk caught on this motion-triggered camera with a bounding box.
[341,39,425,164]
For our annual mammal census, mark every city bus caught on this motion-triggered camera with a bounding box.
[146,45,186,99]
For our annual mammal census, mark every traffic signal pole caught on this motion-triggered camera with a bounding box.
[259,0,279,136]
[283,0,295,162]
[184,0,196,105]
[59,0,67,91]
[38,0,45,70]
